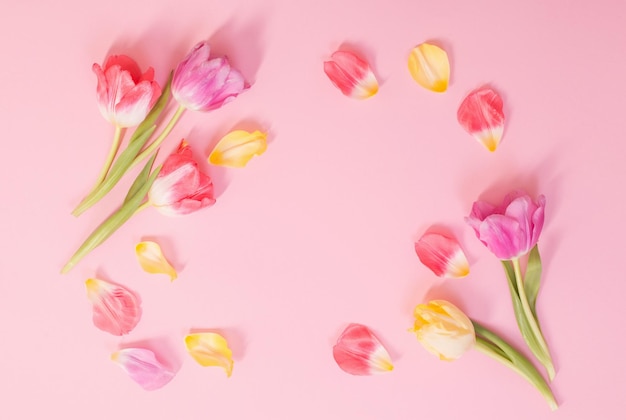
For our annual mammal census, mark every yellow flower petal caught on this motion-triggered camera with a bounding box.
[184,332,234,377]
[208,130,267,168]
[408,43,450,93]
[135,241,177,281]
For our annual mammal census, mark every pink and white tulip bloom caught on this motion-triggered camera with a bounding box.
[466,191,546,260]
[172,41,247,112]
[148,141,216,216]
[93,55,161,127]
[323,51,378,99]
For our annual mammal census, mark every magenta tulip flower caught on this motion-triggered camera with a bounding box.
[172,41,247,112]
[93,55,161,127]
[466,191,546,260]
[148,140,216,216]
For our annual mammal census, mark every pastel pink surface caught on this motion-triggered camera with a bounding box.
[1,1,626,419]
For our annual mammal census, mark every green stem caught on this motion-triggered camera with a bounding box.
[512,258,556,380]
[93,125,123,188]
[134,201,151,214]
[473,321,558,411]
[131,105,185,167]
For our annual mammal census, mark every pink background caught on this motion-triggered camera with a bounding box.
[1,0,625,418]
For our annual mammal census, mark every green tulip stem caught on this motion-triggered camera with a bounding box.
[472,321,558,411]
[512,258,556,380]
[134,201,152,214]
[131,105,185,168]
[92,125,124,189]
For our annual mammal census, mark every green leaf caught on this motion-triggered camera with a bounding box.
[501,260,548,365]
[72,126,156,216]
[124,153,157,204]
[524,245,542,317]
[61,163,162,274]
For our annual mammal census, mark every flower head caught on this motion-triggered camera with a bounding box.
[93,55,161,127]
[172,42,247,112]
[466,191,546,260]
[148,140,215,216]
[411,300,475,361]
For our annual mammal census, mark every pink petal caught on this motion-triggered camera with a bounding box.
[478,214,525,260]
[333,324,393,375]
[85,278,141,336]
[457,87,505,152]
[415,232,470,279]
[111,348,175,391]
[324,51,378,99]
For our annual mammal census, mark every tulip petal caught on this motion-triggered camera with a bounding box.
[208,130,268,168]
[333,324,393,375]
[324,51,378,99]
[85,278,141,336]
[184,332,233,377]
[111,348,175,391]
[411,300,475,361]
[415,232,469,279]
[408,43,450,93]
[457,87,505,152]
[135,241,177,281]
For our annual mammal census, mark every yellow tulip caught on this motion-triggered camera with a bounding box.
[411,300,475,361]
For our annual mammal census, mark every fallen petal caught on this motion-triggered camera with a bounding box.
[324,51,378,99]
[408,43,450,93]
[111,348,175,390]
[135,241,177,281]
[185,332,234,377]
[85,278,141,336]
[333,324,393,375]
[457,87,505,152]
[208,130,268,168]
[415,232,470,279]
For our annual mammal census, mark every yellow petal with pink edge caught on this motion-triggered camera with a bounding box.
[408,43,450,93]
[184,332,234,377]
[135,241,177,281]
[208,130,267,168]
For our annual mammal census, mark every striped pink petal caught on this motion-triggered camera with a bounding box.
[415,232,470,279]
[457,87,505,152]
[111,348,175,390]
[323,51,378,99]
[333,324,393,375]
[85,278,141,336]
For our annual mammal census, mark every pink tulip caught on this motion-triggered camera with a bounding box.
[148,140,216,216]
[466,191,546,260]
[93,55,161,127]
[172,41,247,112]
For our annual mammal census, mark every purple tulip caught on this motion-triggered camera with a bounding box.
[172,41,247,112]
[466,191,546,260]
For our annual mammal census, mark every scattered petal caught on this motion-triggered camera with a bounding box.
[111,348,175,390]
[408,43,450,93]
[324,51,378,99]
[333,324,393,375]
[135,241,177,281]
[185,332,234,377]
[457,87,505,152]
[415,232,469,279]
[208,130,268,168]
[85,278,141,336]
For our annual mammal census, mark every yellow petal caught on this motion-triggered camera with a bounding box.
[184,332,234,377]
[135,241,177,281]
[208,130,268,168]
[408,43,450,93]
